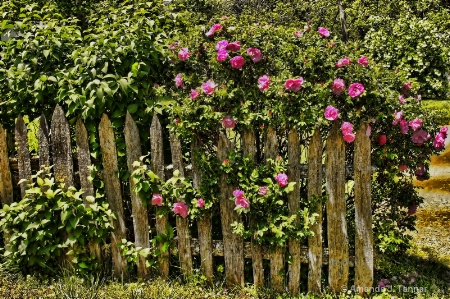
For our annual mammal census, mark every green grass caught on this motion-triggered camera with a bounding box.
[422,100,450,126]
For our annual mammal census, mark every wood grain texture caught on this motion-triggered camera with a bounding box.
[354,123,373,293]
[51,105,74,188]
[150,115,169,278]
[99,114,128,280]
[0,124,13,205]
[287,128,301,294]
[124,112,150,279]
[265,127,285,292]
[218,132,244,287]
[169,132,193,278]
[75,118,101,261]
[243,128,264,288]
[38,114,50,168]
[15,115,32,197]
[192,138,213,284]
[325,123,349,293]
[307,129,323,294]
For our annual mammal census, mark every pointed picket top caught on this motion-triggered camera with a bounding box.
[15,115,32,197]
[38,114,50,168]
[124,111,150,279]
[99,113,129,280]
[51,105,74,188]
[354,123,373,293]
[0,124,13,205]
[308,129,323,294]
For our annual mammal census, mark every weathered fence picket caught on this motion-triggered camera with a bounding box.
[326,123,349,292]
[38,114,50,168]
[0,124,13,205]
[307,129,323,294]
[125,112,150,279]
[99,114,129,280]
[354,123,374,293]
[15,115,31,197]
[150,115,170,278]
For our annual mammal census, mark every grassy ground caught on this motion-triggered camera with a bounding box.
[422,100,450,126]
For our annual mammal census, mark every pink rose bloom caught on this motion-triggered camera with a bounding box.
[409,118,422,131]
[341,122,353,135]
[392,110,403,126]
[348,83,365,98]
[399,94,406,104]
[324,105,339,121]
[399,164,408,172]
[175,73,183,87]
[190,89,200,100]
[412,129,429,145]
[152,194,163,206]
[343,133,356,143]
[357,56,369,66]
[275,173,288,187]
[173,202,189,218]
[230,56,245,69]
[169,41,180,50]
[294,30,303,37]
[258,186,268,195]
[318,27,330,37]
[197,198,205,208]
[215,40,229,51]
[415,163,425,177]
[217,49,229,62]
[206,23,222,37]
[235,196,250,209]
[222,116,236,129]
[336,57,351,68]
[258,75,270,91]
[433,133,446,150]
[226,41,241,51]
[440,126,448,134]
[246,48,262,63]
[404,81,412,91]
[400,120,409,134]
[408,204,418,216]
[202,80,217,95]
[284,77,304,92]
[178,47,191,61]
[332,78,345,95]
[378,134,387,146]
[233,189,245,199]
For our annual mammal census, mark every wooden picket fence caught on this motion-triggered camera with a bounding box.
[0,105,374,295]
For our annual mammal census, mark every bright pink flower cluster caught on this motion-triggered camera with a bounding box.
[336,57,350,68]
[258,75,270,91]
[348,83,365,98]
[222,116,236,129]
[230,56,245,69]
[233,189,250,209]
[357,56,369,66]
[332,78,346,95]
[411,129,430,146]
[173,202,188,218]
[246,48,262,63]
[318,27,330,37]
[206,23,222,37]
[152,194,163,206]
[324,105,339,121]
[258,186,268,195]
[275,173,288,187]
[197,198,205,208]
[285,78,304,92]
[341,122,355,143]
[175,73,183,87]
[202,80,217,95]
[433,126,448,150]
[178,48,191,61]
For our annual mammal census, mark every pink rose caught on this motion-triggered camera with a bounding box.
[235,196,250,209]
[433,133,446,150]
[246,48,262,63]
[343,133,356,143]
[178,48,191,61]
[173,202,189,218]
[230,56,245,69]
[222,116,236,129]
[341,122,354,135]
[215,40,228,51]
[169,41,180,50]
[332,78,346,95]
[275,173,288,187]
[378,134,387,146]
[258,75,270,91]
[324,105,339,121]
[348,83,365,98]
[404,81,412,91]
[440,126,448,134]
[415,163,425,177]
[190,89,200,100]
[357,56,369,66]
[393,110,403,126]
[336,57,351,68]
[318,27,330,37]
[400,120,409,134]
[175,73,183,87]
[197,198,205,208]
[152,194,163,206]
[217,49,229,62]
[233,189,245,199]
[202,80,217,95]
[294,30,303,37]
[226,41,241,51]
[409,118,422,131]
[284,77,304,92]
[412,129,428,145]
[206,23,222,37]
[258,186,268,195]
[399,95,406,104]
[399,164,408,172]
